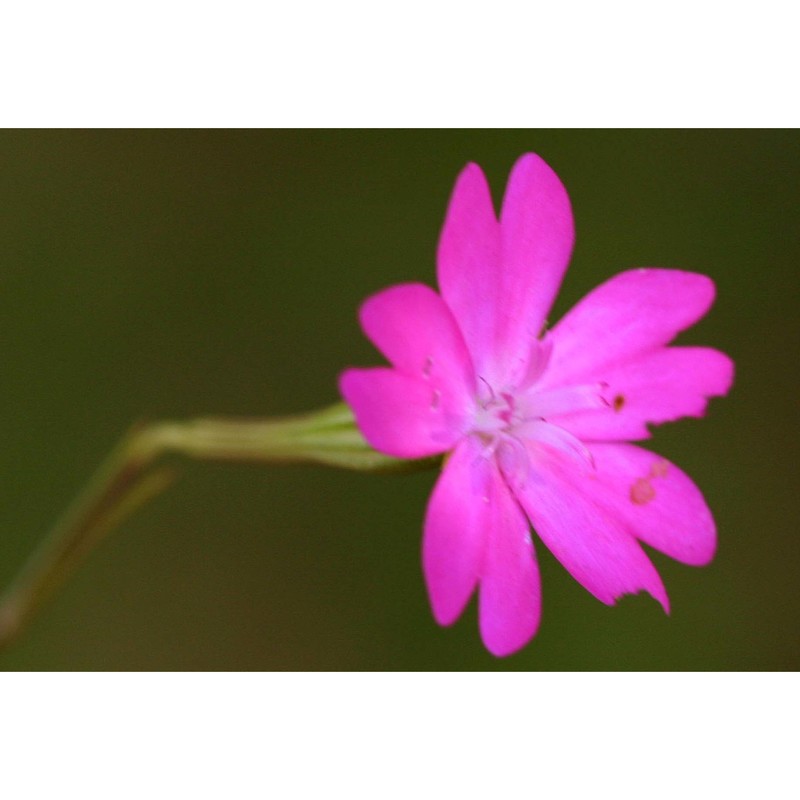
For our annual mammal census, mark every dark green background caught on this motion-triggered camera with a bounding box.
[0,130,796,670]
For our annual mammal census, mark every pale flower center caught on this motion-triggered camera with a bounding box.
[472,386,522,443]
[467,339,610,482]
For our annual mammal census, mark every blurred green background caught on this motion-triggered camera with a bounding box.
[0,130,796,670]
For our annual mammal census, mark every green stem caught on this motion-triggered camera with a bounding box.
[0,402,440,651]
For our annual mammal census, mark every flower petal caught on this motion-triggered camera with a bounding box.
[477,463,541,657]
[550,346,734,442]
[339,367,462,458]
[437,154,574,388]
[495,153,575,386]
[508,450,669,611]
[424,439,541,657]
[423,438,487,627]
[359,282,475,403]
[543,268,716,388]
[436,162,501,379]
[580,444,717,566]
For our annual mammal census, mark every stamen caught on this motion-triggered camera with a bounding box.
[517,420,596,471]
[498,392,516,424]
[522,383,609,420]
[478,376,496,403]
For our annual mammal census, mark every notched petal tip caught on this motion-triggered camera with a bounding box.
[714,350,735,397]
[608,585,671,616]
[476,153,576,386]
[423,440,489,628]
[354,281,476,406]
[483,628,538,659]
[687,538,717,569]
[627,267,718,321]
[459,160,492,187]
[547,268,722,388]
[500,152,575,231]
[438,161,498,254]
[356,282,436,355]
[436,160,501,379]
[337,367,361,401]
[586,444,718,569]
[503,153,563,195]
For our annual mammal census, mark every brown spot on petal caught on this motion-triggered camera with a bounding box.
[649,459,669,478]
[613,394,625,412]
[630,477,656,505]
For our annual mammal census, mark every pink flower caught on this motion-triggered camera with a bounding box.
[340,154,733,657]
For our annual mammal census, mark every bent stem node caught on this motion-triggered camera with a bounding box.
[0,402,439,651]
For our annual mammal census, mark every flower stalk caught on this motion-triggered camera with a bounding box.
[0,402,439,651]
